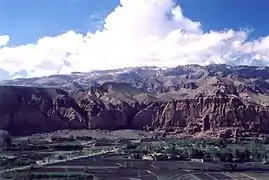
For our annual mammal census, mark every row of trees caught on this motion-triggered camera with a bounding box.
[125,138,269,163]
[167,140,269,163]
[165,138,229,149]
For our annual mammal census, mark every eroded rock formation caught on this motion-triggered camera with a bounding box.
[0,84,269,138]
[2,64,269,137]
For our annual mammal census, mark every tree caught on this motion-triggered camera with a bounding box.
[250,141,262,160]
[0,130,11,149]
[220,150,233,162]
[233,148,250,163]
[187,147,204,159]
[167,143,177,155]
[219,139,228,149]
[233,149,240,160]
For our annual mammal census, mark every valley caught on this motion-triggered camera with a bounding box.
[1,64,269,179]
[1,130,269,179]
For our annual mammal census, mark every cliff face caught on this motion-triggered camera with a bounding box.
[0,87,89,135]
[131,96,269,136]
[2,64,269,137]
[1,85,269,137]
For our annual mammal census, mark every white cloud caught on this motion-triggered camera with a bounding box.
[0,35,9,47]
[1,0,269,79]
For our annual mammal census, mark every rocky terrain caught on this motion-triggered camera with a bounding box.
[1,64,269,138]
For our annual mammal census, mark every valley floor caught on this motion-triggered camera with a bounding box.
[2,129,269,179]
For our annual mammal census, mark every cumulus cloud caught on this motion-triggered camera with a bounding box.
[1,0,269,79]
[0,35,9,47]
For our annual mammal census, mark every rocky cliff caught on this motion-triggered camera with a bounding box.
[0,84,269,138]
[1,64,269,137]
[0,87,89,135]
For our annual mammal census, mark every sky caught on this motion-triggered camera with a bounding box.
[0,0,269,80]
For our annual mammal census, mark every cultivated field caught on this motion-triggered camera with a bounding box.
[27,154,269,180]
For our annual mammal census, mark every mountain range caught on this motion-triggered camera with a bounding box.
[1,64,269,139]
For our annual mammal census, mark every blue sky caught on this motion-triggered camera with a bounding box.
[1,0,269,80]
[0,0,268,45]
[0,0,118,45]
[178,0,269,39]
